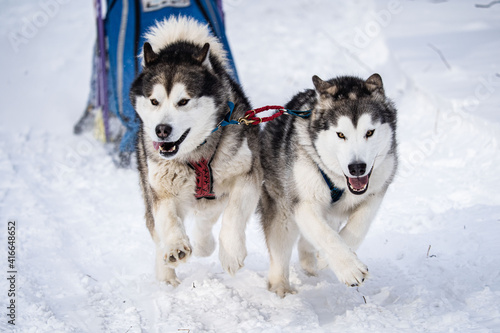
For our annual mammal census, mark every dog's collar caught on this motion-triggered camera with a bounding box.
[198,102,237,147]
[318,167,344,203]
[211,101,239,134]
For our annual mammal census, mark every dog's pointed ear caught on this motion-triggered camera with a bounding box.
[365,73,384,95]
[143,42,158,67]
[193,43,212,69]
[312,75,337,95]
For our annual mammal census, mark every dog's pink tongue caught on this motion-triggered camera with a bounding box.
[153,142,160,151]
[348,175,369,190]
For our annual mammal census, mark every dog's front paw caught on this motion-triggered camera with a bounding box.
[155,258,181,286]
[218,238,247,276]
[166,275,181,287]
[161,240,192,267]
[268,280,297,298]
[332,252,369,287]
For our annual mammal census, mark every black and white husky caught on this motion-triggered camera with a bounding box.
[130,17,262,286]
[259,74,398,297]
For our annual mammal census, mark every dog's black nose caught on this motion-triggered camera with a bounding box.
[348,163,366,177]
[155,124,172,139]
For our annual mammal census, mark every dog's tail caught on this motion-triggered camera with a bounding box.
[141,15,228,68]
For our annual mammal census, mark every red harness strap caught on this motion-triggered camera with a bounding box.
[187,103,311,200]
[187,158,216,200]
[238,105,286,125]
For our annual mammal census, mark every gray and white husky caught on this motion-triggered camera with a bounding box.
[260,74,398,297]
[130,17,262,286]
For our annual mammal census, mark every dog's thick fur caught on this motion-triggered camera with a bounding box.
[130,17,262,286]
[259,74,398,297]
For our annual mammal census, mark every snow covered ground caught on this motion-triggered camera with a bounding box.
[1,0,500,332]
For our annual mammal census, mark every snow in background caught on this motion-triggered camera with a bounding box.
[1,0,499,332]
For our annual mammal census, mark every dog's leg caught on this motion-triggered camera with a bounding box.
[193,204,222,257]
[218,174,259,276]
[155,242,180,286]
[265,215,299,298]
[295,202,369,287]
[298,236,318,276]
[339,193,384,251]
[153,199,192,285]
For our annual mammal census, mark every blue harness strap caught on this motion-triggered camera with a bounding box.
[211,101,239,133]
[319,168,344,203]
[287,110,344,203]
[285,109,312,118]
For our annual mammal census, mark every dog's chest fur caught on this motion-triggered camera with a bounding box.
[146,136,253,206]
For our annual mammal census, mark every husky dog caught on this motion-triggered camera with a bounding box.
[130,17,262,286]
[260,74,398,297]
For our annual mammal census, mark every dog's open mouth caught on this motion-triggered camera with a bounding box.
[345,169,372,195]
[153,129,190,158]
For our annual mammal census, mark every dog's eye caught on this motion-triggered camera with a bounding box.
[365,129,375,138]
[177,99,190,107]
[337,132,346,140]
[150,99,159,106]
